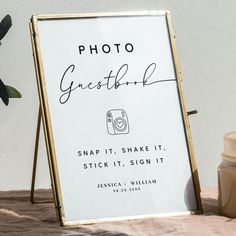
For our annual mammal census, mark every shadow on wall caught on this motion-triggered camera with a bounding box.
[184,173,199,211]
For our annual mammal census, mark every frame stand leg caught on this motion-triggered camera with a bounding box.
[30,106,54,204]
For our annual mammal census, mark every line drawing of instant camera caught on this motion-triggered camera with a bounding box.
[106,109,130,135]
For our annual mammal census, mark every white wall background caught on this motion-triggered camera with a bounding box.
[0,0,235,190]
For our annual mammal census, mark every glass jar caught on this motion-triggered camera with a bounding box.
[218,131,236,218]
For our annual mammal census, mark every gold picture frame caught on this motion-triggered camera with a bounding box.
[30,10,202,226]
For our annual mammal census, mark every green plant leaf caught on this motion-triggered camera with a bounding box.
[0,15,12,41]
[5,85,22,98]
[0,79,9,105]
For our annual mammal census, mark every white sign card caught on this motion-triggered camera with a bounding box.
[30,11,202,225]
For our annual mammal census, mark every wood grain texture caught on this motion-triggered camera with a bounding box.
[0,188,236,235]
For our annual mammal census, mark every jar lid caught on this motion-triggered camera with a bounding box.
[222,152,236,163]
[224,131,236,157]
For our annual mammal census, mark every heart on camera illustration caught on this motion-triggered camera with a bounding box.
[117,120,125,128]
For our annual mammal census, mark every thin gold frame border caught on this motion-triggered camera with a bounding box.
[30,10,202,226]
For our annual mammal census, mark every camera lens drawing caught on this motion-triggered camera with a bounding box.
[106,109,130,135]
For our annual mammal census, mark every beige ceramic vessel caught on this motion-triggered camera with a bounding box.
[218,132,236,218]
